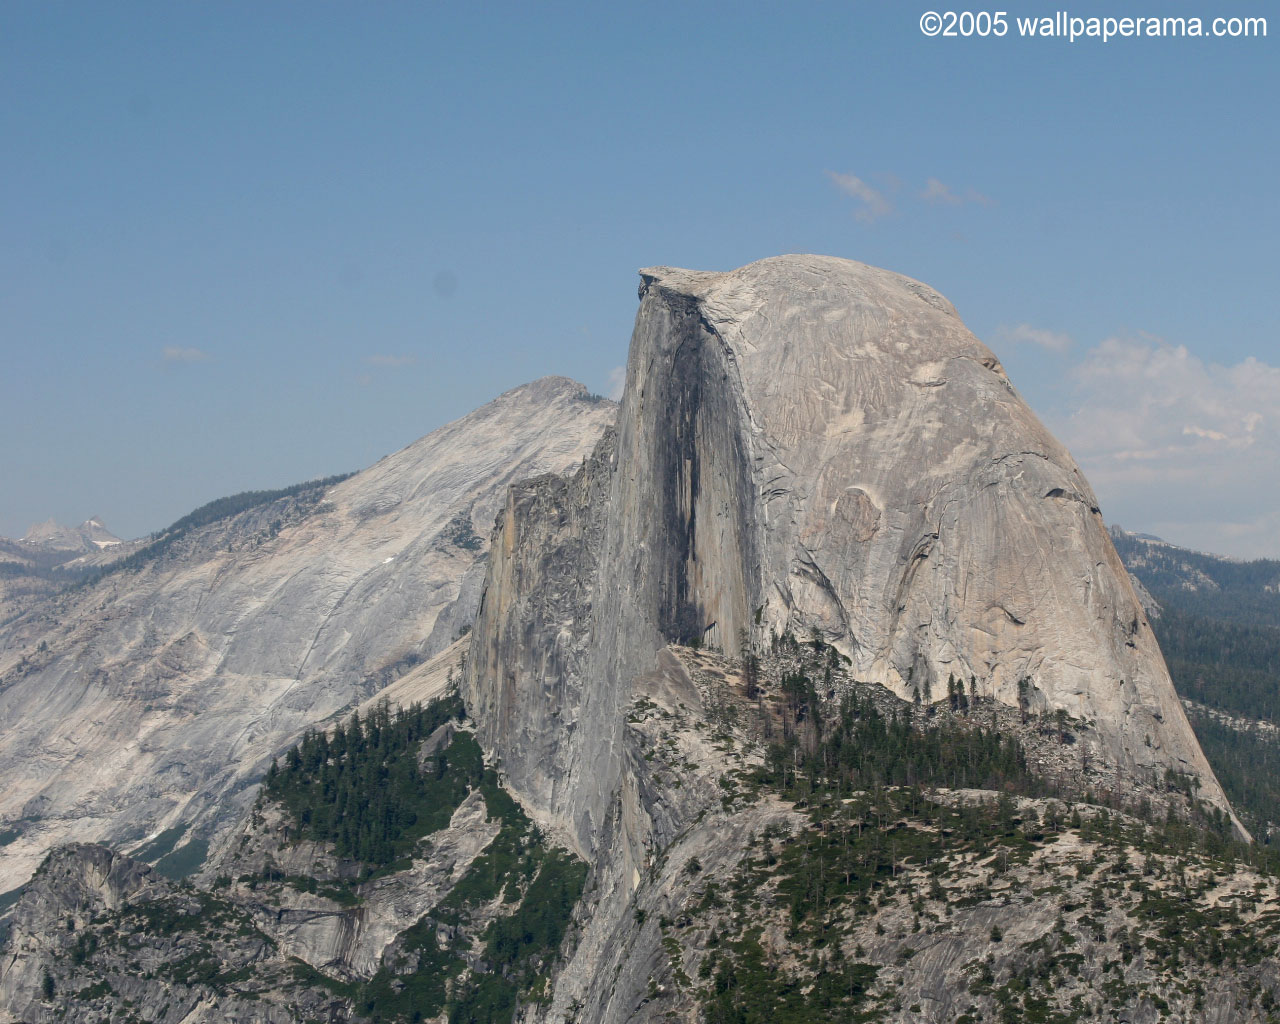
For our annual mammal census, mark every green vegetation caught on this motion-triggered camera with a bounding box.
[129,825,210,879]
[1114,531,1280,838]
[756,687,1039,800]
[352,915,461,1020]
[440,508,485,551]
[260,693,588,1022]
[684,636,1280,1024]
[264,695,480,873]
[1110,531,1280,630]
[702,928,878,1024]
[1184,710,1280,838]
[1156,606,1280,722]
[53,687,589,1024]
[359,765,588,1024]
[130,825,186,864]
[159,474,352,540]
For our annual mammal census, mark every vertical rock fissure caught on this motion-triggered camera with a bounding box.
[647,288,762,655]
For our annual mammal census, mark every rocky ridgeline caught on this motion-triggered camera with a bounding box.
[0,256,1271,1023]
[460,256,1248,1019]
[513,636,1271,1024]
[3,647,1278,1022]
[0,843,331,1023]
[0,698,587,1023]
[0,377,615,896]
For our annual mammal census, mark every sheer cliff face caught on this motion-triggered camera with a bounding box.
[0,378,615,894]
[467,255,1236,850]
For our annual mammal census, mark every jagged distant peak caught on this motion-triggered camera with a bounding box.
[20,516,121,552]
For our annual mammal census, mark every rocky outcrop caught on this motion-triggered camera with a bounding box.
[0,844,317,1024]
[466,255,1239,863]
[0,378,615,895]
[209,788,500,980]
[0,704,589,1023]
[1128,572,1161,620]
[0,256,1257,1024]
[526,645,1273,1024]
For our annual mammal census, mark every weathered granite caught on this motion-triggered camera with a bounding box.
[0,378,615,894]
[466,256,1239,866]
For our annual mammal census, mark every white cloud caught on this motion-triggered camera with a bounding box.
[921,177,960,205]
[606,365,627,401]
[826,171,892,223]
[1056,336,1280,557]
[920,177,993,207]
[827,172,993,221]
[162,346,209,363]
[366,354,417,367]
[999,323,1073,353]
[1182,425,1228,442]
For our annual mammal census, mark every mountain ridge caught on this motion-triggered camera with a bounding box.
[0,376,615,896]
[1,258,1272,1023]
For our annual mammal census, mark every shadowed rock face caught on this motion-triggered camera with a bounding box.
[466,254,1239,856]
[0,377,616,894]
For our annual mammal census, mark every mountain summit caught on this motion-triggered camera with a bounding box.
[19,517,121,553]
[0,377,615,894]
[1,259,1268,1024]
[469,254,1237,852]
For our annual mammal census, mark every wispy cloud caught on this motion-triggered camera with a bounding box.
[162,346,209,364]
[998,323,1073,353]
[920,177,994,207]
[826,171,892,223]
[1056,336,1280,557]
[828,172,993,221]
[366,354,417,368]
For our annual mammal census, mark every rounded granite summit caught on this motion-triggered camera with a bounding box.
[470,252,1243,851]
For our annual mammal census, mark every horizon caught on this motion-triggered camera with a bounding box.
[9,354,1279,571]
[2,2,1276,557]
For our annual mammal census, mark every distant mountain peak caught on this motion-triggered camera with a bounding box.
[20,517,122,552]
[1111,524,1169,545]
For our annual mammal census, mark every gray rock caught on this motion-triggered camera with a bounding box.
[465,253,1241,876]
[0,377,615,894]
[18,518,121,555]
[1128,572,1161,620]
[0,844,340,1024]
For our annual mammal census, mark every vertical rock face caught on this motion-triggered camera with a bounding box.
[466,254,1237,853]
[0,378,615,894]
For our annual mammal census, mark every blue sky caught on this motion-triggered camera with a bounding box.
[2,1,1277,556]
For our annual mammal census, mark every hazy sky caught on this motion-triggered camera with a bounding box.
[2,2,1276,557]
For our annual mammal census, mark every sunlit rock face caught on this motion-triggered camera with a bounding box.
[467,254,1238,860]
[0,377,616,894]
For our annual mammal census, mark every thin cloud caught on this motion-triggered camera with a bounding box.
[920,177,994,207]
[998,323,1073,353]
[162,346,210,364]
[826,171,892,223]
[1055,336,1280,557]
[1183,425,1229,442]
[366,354,417,368]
